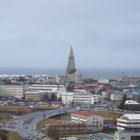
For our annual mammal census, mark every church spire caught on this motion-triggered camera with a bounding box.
[66,46,76,76]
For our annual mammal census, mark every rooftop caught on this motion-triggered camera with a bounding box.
[125,100,139,105]
[121,114,140,120]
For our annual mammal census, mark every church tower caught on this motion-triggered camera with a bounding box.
[66,46,76,76]
[66,47,82,83]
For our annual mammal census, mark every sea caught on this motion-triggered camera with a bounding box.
[0,68,140,80]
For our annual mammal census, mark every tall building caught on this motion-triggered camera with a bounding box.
[66,46,76,75]
[66,47,82,83]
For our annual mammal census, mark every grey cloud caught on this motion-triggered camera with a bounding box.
[0,0,140,68]
[110,33,140,52]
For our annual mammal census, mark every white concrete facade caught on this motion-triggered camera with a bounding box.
[28,84,66,93]
[117,114,140,131]
[71,112,103,131]
[110,91,123,101]
[61,92,74,105]
[73,93,99,105]
[115,114,140,140]
[61,91,99,105]
[0,85,23,98]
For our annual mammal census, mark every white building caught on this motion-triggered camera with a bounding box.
[61,92,74,105]
[117,114,140,131]
[28,84,66,93]
[98,79,109,85]
[110,91,123,101]
[125,100,139,105]
[74,93,99,105]
[56,76,66,85]
[114,114,140,140]
[71,111,103,131]
[0,85,23,98]
[61,91,99,105]
[102,91,110,99]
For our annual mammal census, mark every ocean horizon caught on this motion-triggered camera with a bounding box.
[0,67,140,79]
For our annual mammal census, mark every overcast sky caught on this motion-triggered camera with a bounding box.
[0,0,140,69]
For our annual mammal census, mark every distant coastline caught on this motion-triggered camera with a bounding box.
[0,67,140,79]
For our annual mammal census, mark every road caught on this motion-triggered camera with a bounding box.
[1,108,67,140]
[0,101,121,140]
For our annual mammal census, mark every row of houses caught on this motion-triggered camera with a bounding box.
[0,83,139,105]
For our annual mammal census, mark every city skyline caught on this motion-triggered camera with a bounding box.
[0,0,140,68]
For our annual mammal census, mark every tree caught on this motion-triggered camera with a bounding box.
[50,93,57,101]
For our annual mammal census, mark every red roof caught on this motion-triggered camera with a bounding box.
[71,111,93,117]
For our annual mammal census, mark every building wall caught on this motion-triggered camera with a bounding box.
[74,94,99,105]
[0,85,23,98]
[74,94,91,105]
[47,123,101,137]
[110,93,123,101]
[102,91,110,99]
[24,92,45,101]
[61,91,99,105]
[92,95,99,103]
[71,114,103,131]
[90,97,95,104]
[28,84,66,93]
[117,118,140,131]
[109,80,117,87]
[67,70,82,83]
[86,116,103,131]
[61,92,74,105]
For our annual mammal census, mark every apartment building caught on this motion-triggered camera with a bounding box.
[73,93,99,105]
[61,91,99,105]
[28,84,66,93]
[71,111,103,131]
[115,114,140,140]
[0,85,23,98]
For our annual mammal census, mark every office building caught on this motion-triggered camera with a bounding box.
[24,91,46,101]
[114,114,140,140]
[71,111,103,131]
[117,114,140,131]
[0,85,23,98]
[28,84,66,93]
[61,91,99,105]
